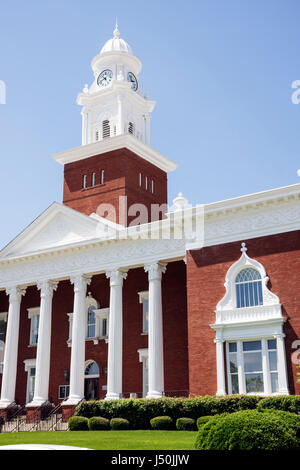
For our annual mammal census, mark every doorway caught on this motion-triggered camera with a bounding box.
[84,361,100,401]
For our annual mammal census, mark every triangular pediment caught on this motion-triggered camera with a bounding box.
[0,203,122,259]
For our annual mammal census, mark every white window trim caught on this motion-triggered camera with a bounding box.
[0,312,7,322]
[138,348,148,398]
[27,307,40,347]
[211,243,289,396]
[24,358,36,404]
[226,337,279,395]
[138,291,149,335]
[67,294,109,346]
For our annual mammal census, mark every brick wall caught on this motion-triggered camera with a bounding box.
[186,230,300,397]
[0,261,188,406]
[63,148,168,225]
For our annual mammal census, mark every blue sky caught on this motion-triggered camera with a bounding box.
[0,0,300,248]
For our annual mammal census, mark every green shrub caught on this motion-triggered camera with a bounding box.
[150,416,173,430]
[68,416,89,431]
[176,417,196,431]
[76,395,262,429]
[110,418,130,430]
[257,395,300,414]
[88,416,110,431]
[195,410,300,450]
[196,416,214,429]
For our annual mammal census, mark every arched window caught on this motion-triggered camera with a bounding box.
[82,174,87,189]
[235,268,263,308]
[91,172,96,187]
[87,306,96,338]
[85,361,99,377]
[102,120,110,138]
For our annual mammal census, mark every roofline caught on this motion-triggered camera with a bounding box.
[51,134,178,173]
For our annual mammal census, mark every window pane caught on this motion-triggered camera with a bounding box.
[231,374,239,394]
[268,339,277,350]
[88,325,95,338]
[243,340,261,351]
[268,351,277,371]
[102,318,107,337]
[271,373,279,393]
[229,342,237,353]
[32,315,39,344]
[245,373,264,393]
[244,352,262,372]
[229,353,238,373]
[0,320,4,342]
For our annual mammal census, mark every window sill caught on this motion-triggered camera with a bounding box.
[141,332,148,336]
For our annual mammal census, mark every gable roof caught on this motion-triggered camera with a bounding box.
[0,202,122,259]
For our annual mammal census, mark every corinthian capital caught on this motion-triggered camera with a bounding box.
[144,262,167,281]
[70,274,92,292]
[106,269,128,286]
[37,280,59,298]
[6,286,26,302]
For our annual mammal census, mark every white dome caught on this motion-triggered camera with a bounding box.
[100,24,133,55]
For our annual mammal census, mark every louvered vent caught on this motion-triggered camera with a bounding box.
[102,120,110,139]
[128,122,134,135]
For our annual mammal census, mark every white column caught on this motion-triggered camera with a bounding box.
[215,337,226,395]
[105,269,127,400]
[63,275,91,405]
[117,94,124,136]
[144,262,166,399]
[0,286,26,408]
[81,110,88,145]
[28,280,58,407]
[275,333,289,395]
[144,113,151,145]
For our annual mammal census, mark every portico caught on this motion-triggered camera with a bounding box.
[0,200,186,421]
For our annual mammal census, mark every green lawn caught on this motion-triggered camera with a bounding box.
[0,430,197,450]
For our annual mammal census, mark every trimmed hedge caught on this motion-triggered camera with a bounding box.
[68,416,89,431]
[88,416,110,430]
[176,417,196,431]
[195,410,300,450]
[196,416,214,429]
[150,416,173,430]
[257,395,300,414]
[76,396,262,430]
[110,418,130,430]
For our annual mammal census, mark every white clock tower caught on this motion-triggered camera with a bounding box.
[77,23,156,147]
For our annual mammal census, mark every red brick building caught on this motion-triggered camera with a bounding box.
[0,25,299,422]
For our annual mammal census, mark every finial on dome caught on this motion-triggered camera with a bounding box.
[113,19,120,38]
[241,242,247,254]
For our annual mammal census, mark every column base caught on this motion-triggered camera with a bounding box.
[26,399,51,408]
[146,391,164,399]
[104,393,121,401]
[61,404,77,423]
[0,399,15,409]
[62,396,84,406]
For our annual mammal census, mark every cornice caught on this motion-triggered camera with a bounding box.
[51,134,178,173]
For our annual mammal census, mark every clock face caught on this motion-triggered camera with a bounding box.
[127,72,138,91]
[97,69,113,88]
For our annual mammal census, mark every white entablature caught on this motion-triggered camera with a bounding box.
[77,23,155,146]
